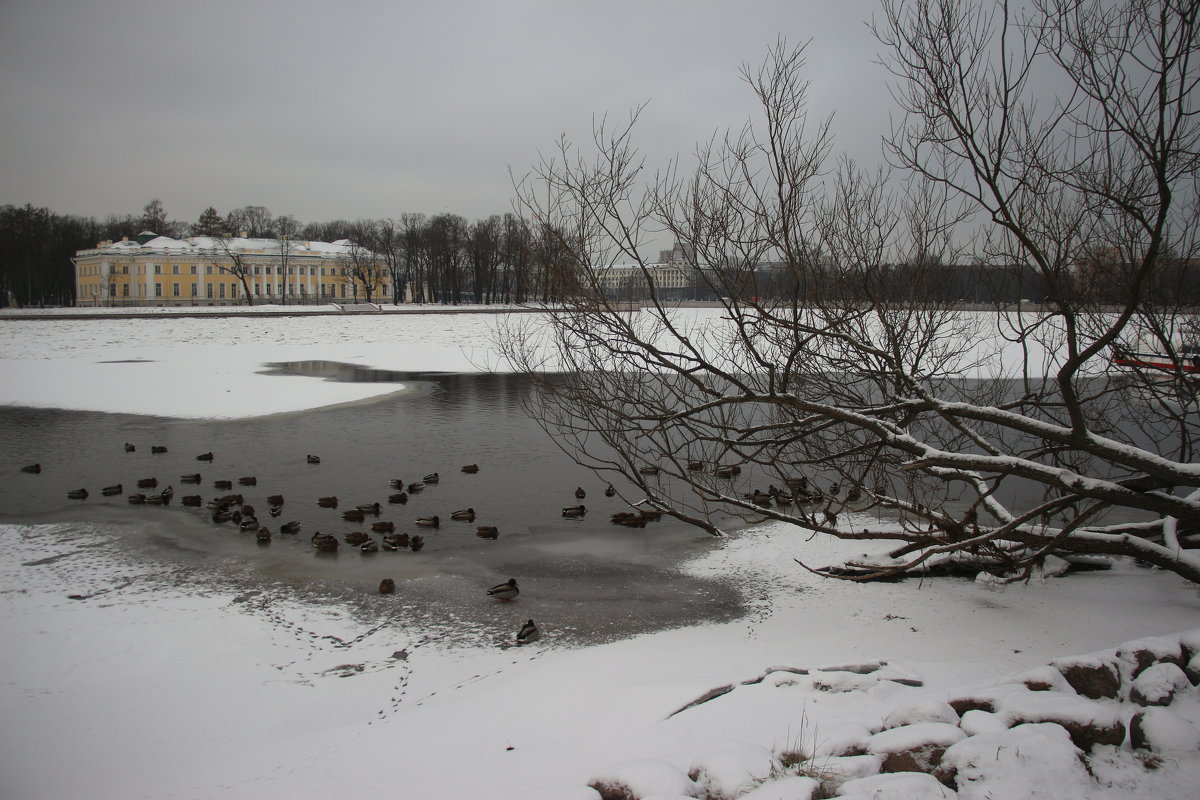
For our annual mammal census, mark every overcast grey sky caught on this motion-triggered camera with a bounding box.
[0,0,889,228]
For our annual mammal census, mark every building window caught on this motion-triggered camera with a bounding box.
[190,265,197,274]
[266,284,272,296]
[155,283,162,297]
[122,284,129,297]
[207,284,213,299]
[173,283,180,297]
[154,265,161,275]
[253,266,260,275]
[191,284,198,297]
[109,284,116,297]
[122,265,129,274]
[254,283,261,295]
[206,265,213,275]
[172,265,179,274]
[219,284,226,299]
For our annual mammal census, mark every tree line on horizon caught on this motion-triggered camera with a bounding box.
[0,199,577,307]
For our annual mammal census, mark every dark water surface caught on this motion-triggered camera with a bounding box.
[0,368,747,646]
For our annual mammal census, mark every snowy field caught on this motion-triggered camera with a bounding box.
[1,307,1199,799]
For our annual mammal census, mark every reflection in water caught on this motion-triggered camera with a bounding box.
[0,368,746,647]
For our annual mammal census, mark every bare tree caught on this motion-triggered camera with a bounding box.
[503,1,1200,585]
[226,205,273,238]
[339,239,386,303]
[196,235,255,305]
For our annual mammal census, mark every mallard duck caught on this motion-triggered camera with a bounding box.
[487,578,519,601]
[687,460,704,471]
[611,512,646,528]
[407,481,425,493]
[561,505,586,518]
[342,509,366,523]
[102,484,123,496]
[268,506,282,517]
[317,496,339,508]
[516,619,539,645]
[356,502,382,516]
[360,538,379,553]
[379,578,396,594]
[423,472,440,483]
[475,525,500,539]
[67,488,88,500]
[638,465,661,475]
[461,464,479,473]
[211,507,232,522]
[20,463,41,474]
[415,515,440,528]
[238,476,257,486]
[344,531,369,545]
[182,495,202,507]
[371,520,395,533]
[137,477,158,489]
[196,452,214,462]
[216,493,244,506]
[605,484,616,497]
[239,517,260,532]
[306,454,321,464]
[266,494,284,506]
[450,508,476,521]
[713,465,741,479]
[389,479,406,490]
[575,487,586,499]
[128,493,148,505]
[213,479,233,490]
[124,443,136,452]
[382,532,410,550]
[240,504,255,518]
[256,526,272,543]
[846,486,862,503]
[312,532,339,552]
[409,534,425,552]
[180,473,201,484]
[279,521,301,534]
[151,445,168,454]
[388,492,409,504]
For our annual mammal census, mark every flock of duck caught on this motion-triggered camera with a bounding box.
[22,445,590,646]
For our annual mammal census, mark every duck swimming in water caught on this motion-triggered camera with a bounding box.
[450,508,476,521]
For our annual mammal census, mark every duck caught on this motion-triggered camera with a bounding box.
[101,483,123,496]
[605,484,616,497]
[306,454,321,464]
[382,532,410,550]
[415,515,440,528]
[342,509,366,523]
[151,445,168,454]
[561,505,586,518]
[211,507,233,523]
[239,517,260,532]
[240,504,255,518]
[312,532,339,552]
[146,490,172,505]
[20,463,41,474]
[124,443,136,452]
[388,492,409,504]
[487,578,519,601]
[196,452,214,462]
[846,486,863,503]
[409,534,426,552]
[475,525,500,539]
[575,487,586,499]
[407,481,425,493]
[371,520,395,533]
[279,521,302,534]
[450,508,476,522]
[360,537,379,553]
[182,495,202,507]
[216,493,244,506]
[687,460,704,471]
[356,502,382,516]
[516,619,539,645]
[213,479,233,490]
[423,472,440,483]
[344,531,370,545]
[461,464,479,474]
[639,465,661,475]
[137,477,158,488]
[256,526,272,543]
[128,493,148,505]
[180,473,202,484]
[238,476,257,486]
[379,578,396,594]
[713,465,742,478]
[389,479,406,490]
[66,488,88,500]
[268,505,282,517]
[317,496,339,508]
[266,494,284,506]
[611,511,647,528]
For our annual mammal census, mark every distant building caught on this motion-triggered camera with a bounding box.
[72,232,388,306]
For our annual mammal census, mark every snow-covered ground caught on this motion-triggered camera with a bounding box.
[1,307,1198,799]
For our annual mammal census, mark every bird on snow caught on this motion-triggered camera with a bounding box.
[516,619,539,645]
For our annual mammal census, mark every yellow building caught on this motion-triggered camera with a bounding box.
[72,232,389,306]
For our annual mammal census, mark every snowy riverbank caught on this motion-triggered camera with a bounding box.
[1,308,1198,799]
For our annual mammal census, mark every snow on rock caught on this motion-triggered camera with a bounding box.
[820,754,884,793]
[1179,627,1200,660]
[1129,707,1200,752]
[1049,652,1123,699]
[835,771,959,799]
[736,775,821,799]
[811,720,876,758]
[687,741,780,799]
[935,723,1091,799]
[867,722,966,773]
[1187,652,1200,686]
[586,759,699,800]
[1118,635,1185,676]
[518,783,603,800]
[994,688,1125,751]
[882,700,960,730]
[1001,664,1077,693]
[1130,662,1194,707]
[957,710,1009,737]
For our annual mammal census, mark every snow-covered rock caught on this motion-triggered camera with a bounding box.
[587,759,699,800]
[736,775,821,799]
[996,689,1125,751]
[882,700,960,730]
[1129,708,1200,752]
[1002,664,1076,693]
[836,771,959,799]
[1049,653,1122,699]
[867,722,966,772]
[1130,662,1193,707]
[935,722,1092,799]
[957,710,1009,737]
[1118,635,1184,677]
[688,741,779,799]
